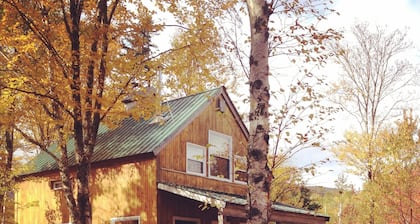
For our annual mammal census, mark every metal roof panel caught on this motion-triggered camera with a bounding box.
[27,87,222,175]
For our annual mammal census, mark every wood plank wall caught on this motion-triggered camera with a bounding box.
[15,176,66,224]
[15,158,158,224]
[157,96,248,195]
[90,158,157,224]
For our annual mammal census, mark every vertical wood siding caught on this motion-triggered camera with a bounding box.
[90,158,157,224]
[15,158,157,224]
[158,96,248,195]
[15,176,68,224]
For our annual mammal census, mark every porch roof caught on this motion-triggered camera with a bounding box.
[157,183,329,220]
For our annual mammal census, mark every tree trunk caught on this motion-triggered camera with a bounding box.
[76,160,92,224]
[246,1,272,223]
[0,128,13,224]
[69,1,93,223]
[57,122,80,223]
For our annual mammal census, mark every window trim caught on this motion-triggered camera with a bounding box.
[186,142,206,176]
[110,216,140,224]
[208,130,233,181]
[173,216,201,224]
[51,180,63,190]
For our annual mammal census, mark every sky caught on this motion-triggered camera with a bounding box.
[150,0,420,189]
[293,0,420,189]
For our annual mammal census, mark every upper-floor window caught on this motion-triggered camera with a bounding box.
[208,130,232,180]
[234,155,247,183]
[186,143,206,176]
[185,130,247,183]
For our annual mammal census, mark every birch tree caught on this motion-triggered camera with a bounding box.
[244,1,341,222]
[246,1,272,222]
[331,22,416,224]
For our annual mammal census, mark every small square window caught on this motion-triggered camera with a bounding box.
[51,180,63,190]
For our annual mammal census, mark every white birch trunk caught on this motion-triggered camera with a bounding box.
[246,0,272,223]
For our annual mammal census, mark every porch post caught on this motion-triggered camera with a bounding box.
[218,207,224,224]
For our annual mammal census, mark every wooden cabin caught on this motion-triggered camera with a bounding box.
[14,87,329,224]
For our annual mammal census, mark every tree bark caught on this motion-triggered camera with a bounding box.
[0,128,14,224]
[246,1,272,223]
[68,1,93,224]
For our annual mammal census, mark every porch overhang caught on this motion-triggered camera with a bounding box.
[157,183,330,224]
[158,182,227,209]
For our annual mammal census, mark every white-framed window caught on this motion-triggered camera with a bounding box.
[110,216,140,224]
[208,130,232,180]
[186,143,206,176]
[51,180,63,190]
[234,155,247,183]
[173,216,200,224]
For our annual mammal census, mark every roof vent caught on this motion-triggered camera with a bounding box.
[216,97,226,113]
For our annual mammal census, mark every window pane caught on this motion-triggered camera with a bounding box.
[209,133,230,156]
[186,143,205,175]
[210,155,229,179]
[187,159,203,173]
[234,170,247,182]
[234,155,247,182]
[234,156,246,170]
[187,144,204,160]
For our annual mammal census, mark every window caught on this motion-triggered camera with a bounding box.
[208,130,232,180]
[186,143,206,175]
[110,216,140,224]
[173,216,200,224]
[234,155,247,183]
[51,180,63,190]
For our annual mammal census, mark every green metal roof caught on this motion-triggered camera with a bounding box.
[28,87,224,175]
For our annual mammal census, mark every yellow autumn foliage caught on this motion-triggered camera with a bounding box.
[0,1,235,222]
